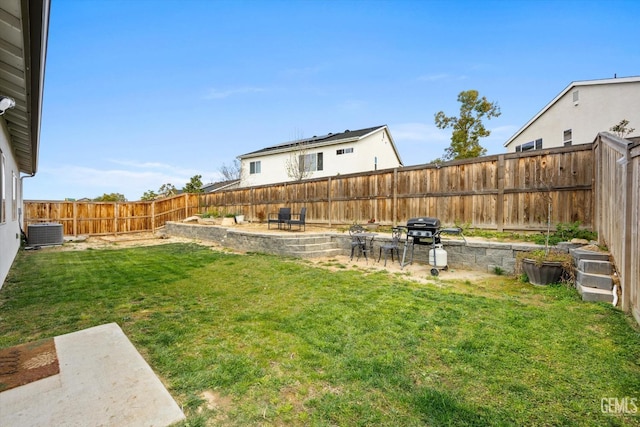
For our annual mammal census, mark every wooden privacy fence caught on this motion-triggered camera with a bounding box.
[198,144,594,231]
[24,145,594,235]
[593,132,640,324]
[23,194,201,236]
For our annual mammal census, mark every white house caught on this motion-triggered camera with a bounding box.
[0,0,50,287]
[238,125,403,187]
[504,76,640,152]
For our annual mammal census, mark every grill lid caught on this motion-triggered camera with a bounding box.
[406,217,441,229]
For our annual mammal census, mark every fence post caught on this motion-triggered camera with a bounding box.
[114,202,119,235]
[393,168,398,226]
[496,155,505,232]
[327,177,332,227]
[151,200,155,233]
[73,201,78,237]
[621,143,633,312]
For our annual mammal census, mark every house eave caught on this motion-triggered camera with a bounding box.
[238,136,362,160]
[0,0,50,175]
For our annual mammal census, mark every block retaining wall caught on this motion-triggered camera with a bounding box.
[165,222,550,273]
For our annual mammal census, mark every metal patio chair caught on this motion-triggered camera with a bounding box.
[349,224,371,261]
[378,226,403,266]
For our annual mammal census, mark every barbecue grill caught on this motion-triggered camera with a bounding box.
[400,217,463,275]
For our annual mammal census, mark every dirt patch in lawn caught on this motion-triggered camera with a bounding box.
[48,232,220,252]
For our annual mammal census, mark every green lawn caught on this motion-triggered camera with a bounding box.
[2,243,640,426]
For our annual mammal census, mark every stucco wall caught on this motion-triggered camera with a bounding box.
[0,120,22,288]
[507,81,640,152]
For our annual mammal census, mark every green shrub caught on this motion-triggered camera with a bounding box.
[200,209,221,219]
[528,221,597,246]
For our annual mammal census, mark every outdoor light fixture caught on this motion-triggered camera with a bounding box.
[0,96,16,115]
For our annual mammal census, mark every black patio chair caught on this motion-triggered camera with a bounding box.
[378,227,404,266]
[287,207,307,231]
[267,207,291,230]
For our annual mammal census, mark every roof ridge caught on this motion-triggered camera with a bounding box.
[240,125,387,157]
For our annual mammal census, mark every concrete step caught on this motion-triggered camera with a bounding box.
[288,248,344,259]
[278,235,334,244]
[576,270,613,290]
[570,248,610,263]
[578,259,612,275]
[577,283,615,303]
[286,242,341,252]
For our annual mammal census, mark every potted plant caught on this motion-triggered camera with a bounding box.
[234,213,245,223]
[518,173,573,286]
[518,249,572,286]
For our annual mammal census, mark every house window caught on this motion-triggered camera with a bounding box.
[515,138,543,152]
[0,152,5,223]
[563,129,572,147]
[336,147,353,155]
[250,160,261,174]
[12,171,17,220]
[572,90,579,103]
[299,152,323,172]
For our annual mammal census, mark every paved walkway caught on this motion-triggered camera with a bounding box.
[0,323,184,427]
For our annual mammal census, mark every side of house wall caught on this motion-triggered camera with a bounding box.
[239,128,401,187]
[507,81,640,152]
[0,120,23,287]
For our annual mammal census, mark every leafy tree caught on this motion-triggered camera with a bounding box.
[610,119,635,138]
[434,89,501,160]
[140,190,157,201]
[219,159,241,181]
[94,193,126,202]
[183,174,203,193]
[158,183,177,198]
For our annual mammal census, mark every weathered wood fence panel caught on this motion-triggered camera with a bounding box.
[25,144,595,235]
[593,132,640,324]
[24,194,198,236]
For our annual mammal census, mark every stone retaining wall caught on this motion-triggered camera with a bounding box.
[165,222,547,273]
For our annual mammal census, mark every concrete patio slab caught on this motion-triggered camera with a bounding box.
[0,323,184,427]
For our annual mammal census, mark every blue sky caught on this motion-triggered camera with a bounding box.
[26,0,640,201]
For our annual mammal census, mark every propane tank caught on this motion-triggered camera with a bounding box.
[428,244,447,268]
